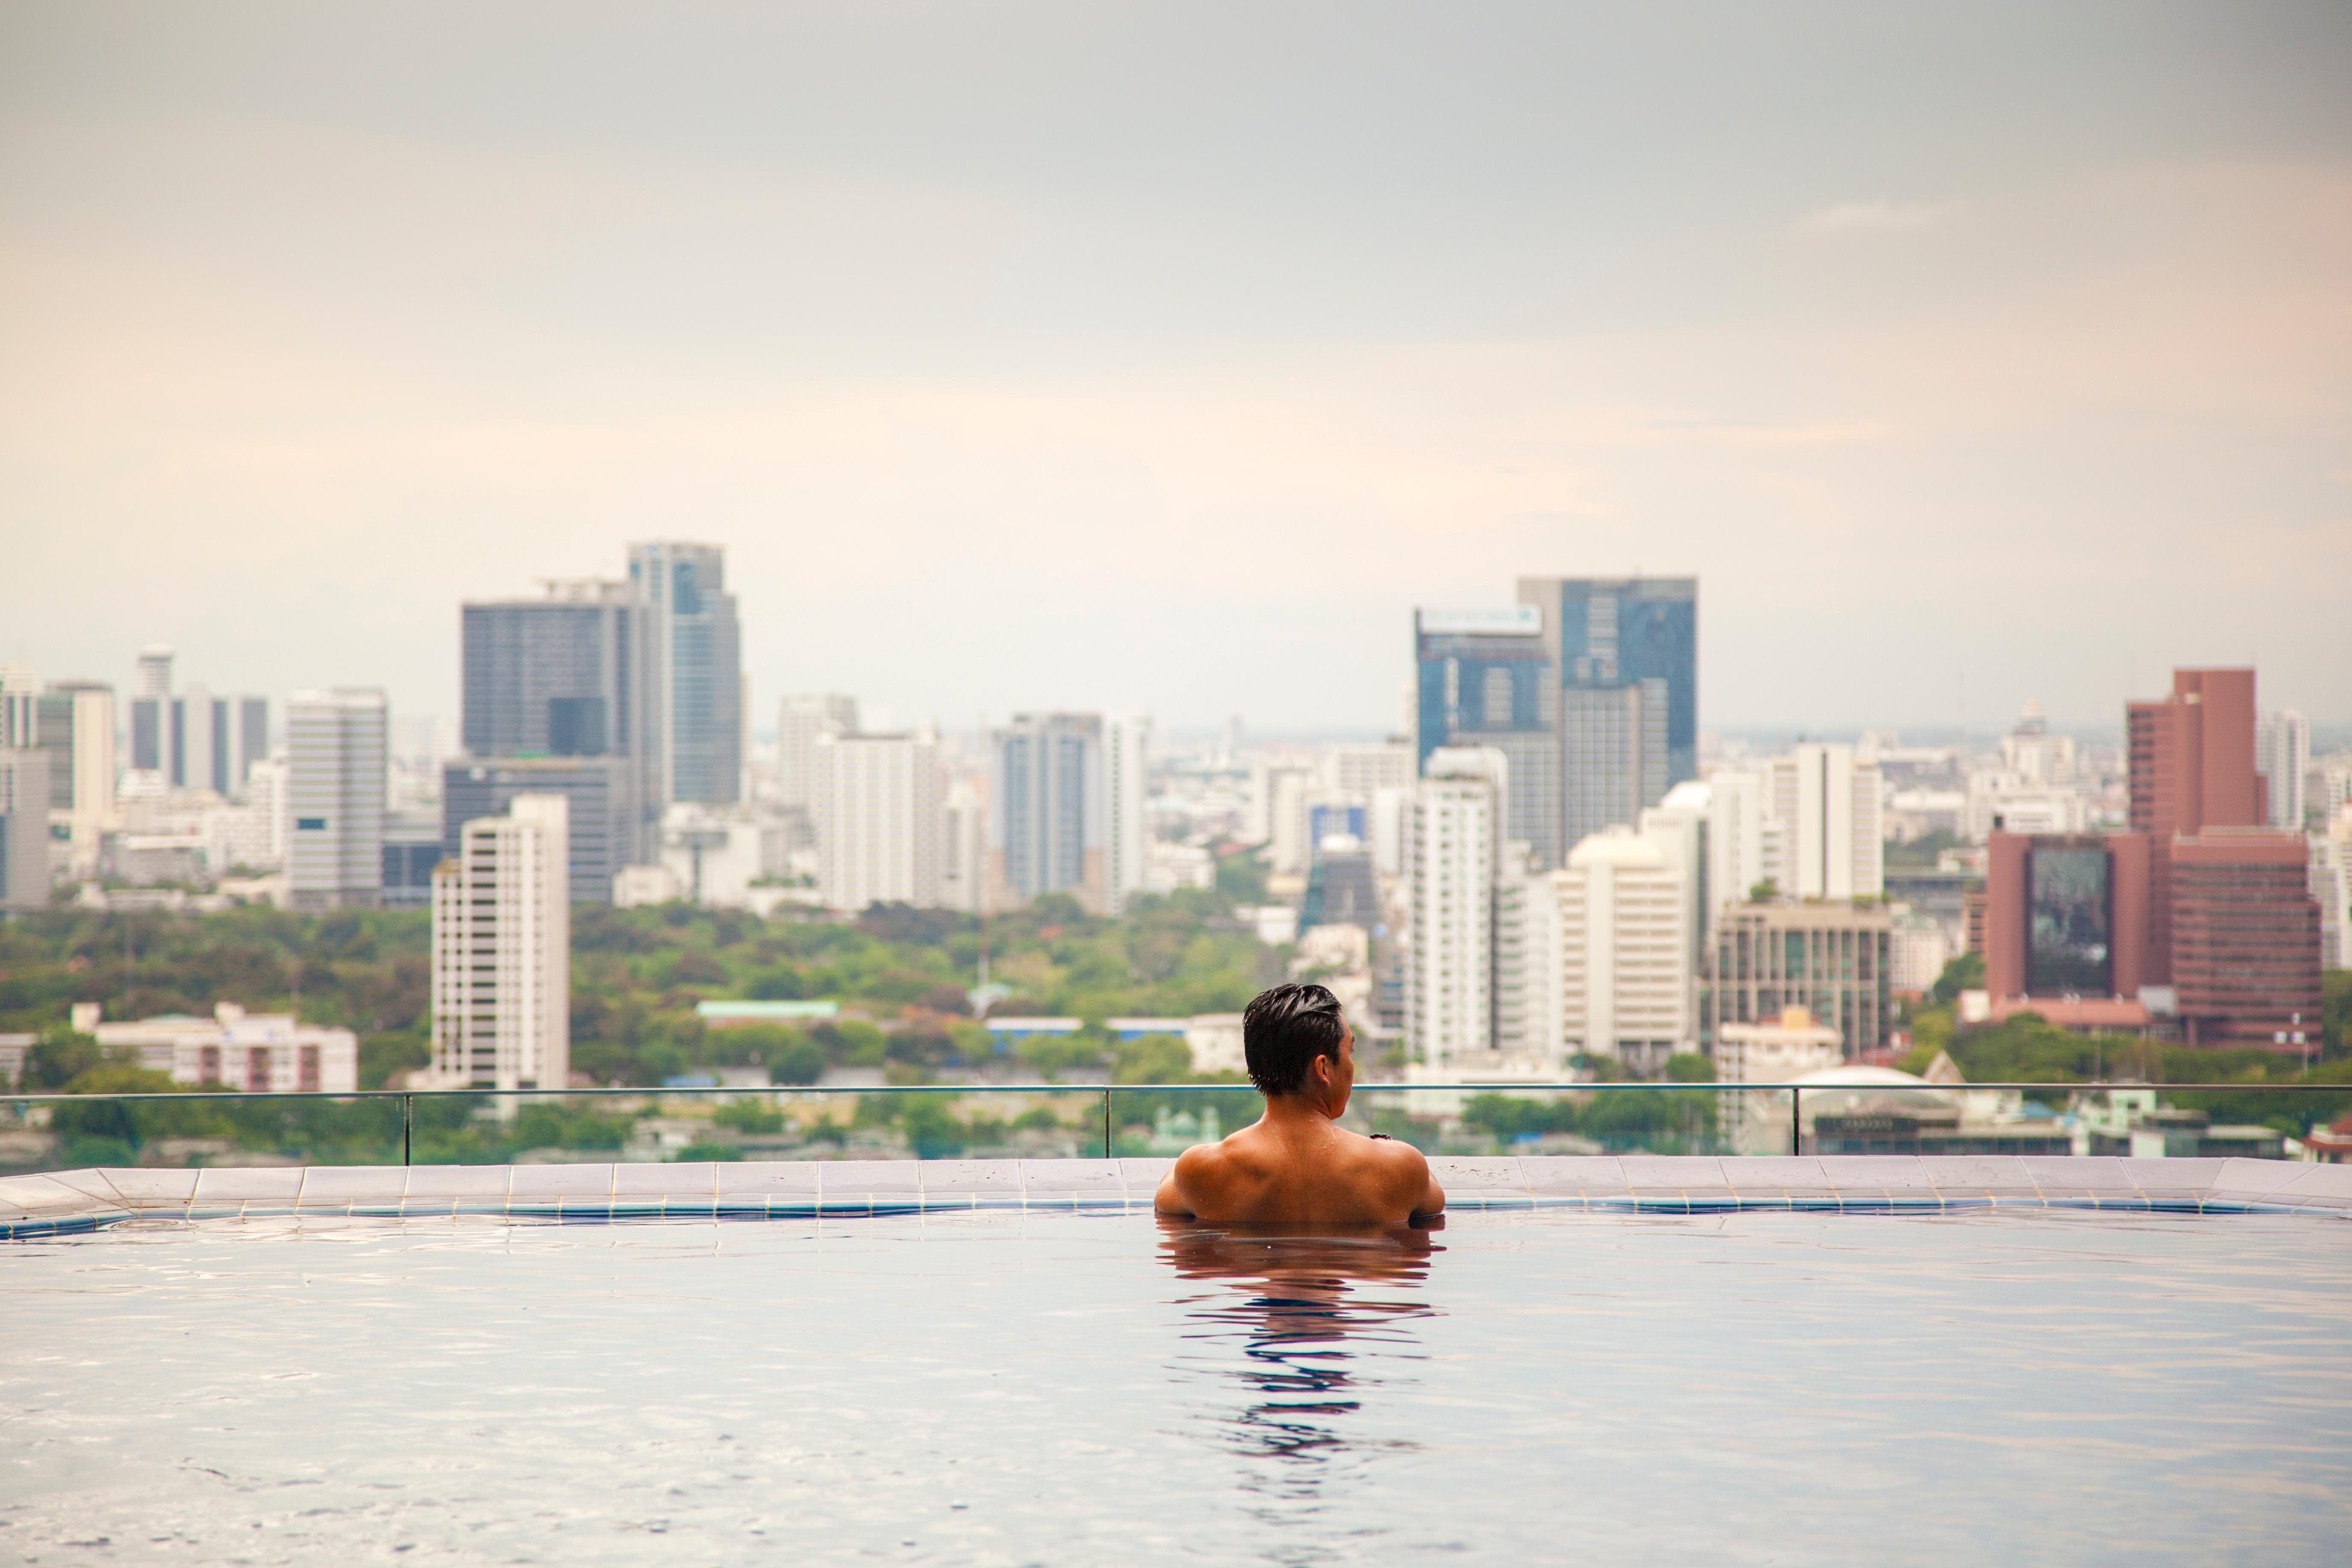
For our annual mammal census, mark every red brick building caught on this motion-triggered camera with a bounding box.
[1978,669,2319,1052]
[2170,828,2323,1048]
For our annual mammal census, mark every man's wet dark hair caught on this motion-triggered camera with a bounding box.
[1243,983,1348,1097]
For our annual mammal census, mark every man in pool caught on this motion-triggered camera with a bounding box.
[1154,982,1444,1225]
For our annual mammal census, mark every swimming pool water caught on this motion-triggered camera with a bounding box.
[4,1210,2348,1564]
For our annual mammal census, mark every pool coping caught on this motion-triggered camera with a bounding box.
[6,1156,2352,1239]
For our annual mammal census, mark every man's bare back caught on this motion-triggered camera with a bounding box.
[1153,987,1443,1226]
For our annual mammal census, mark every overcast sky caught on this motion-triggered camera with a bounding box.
[3,1,2347,737]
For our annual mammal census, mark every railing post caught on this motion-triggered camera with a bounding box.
[1789,1086,1800,1157]
[403,1094,413,1167]
[1101,1087,1112,1161]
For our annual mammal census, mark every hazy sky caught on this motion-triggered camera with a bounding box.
[3,1,2347,736]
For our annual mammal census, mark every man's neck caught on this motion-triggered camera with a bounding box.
[1258,1092,1336,1130]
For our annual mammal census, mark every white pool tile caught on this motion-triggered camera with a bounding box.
[1518,1156,1628,1192]
[508,1165,616,1200]
[192,1167,305,1203]
[1428,1156,1527,1189]
[613,1163,707,1197]
[296,1167,406,1206]
[401,1165,515,1199]
[1118,1157,1176,1189]
[1917,1157,2034,1191]
[824,1160,921,1194]
[2019,1156,2130,1192]
[1724,1156,1831,1188]
[1818,1157,1937,1189]
[0,1174,107,1215]
[1019,1159,1125,1194]
[1617,1156,1726,1189]
[920,1160,1024,1193]
[713,1162,821,1196]
[92,1168,201,1209]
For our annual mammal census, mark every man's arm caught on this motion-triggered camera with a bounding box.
[1154,1146,1210,1217]
[1394,1144,1444,1220]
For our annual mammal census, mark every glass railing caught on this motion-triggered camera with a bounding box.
[4,1079,2346,1176]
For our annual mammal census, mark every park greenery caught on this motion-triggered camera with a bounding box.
[0,873,1279,1168]
[4,875,2347,1165]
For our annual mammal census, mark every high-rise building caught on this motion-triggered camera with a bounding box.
[941,775,988,914]
[1765,744,1884,901]
[1982,830,2155,1003]
[1548,821,1697,1073]
[2313,823,2352,972]
[991,712,1109,913]
[1102,711,1151,916]
[778,694,859,814]
[2171,828,2321,1049]
[813,730,945,912]
[0,748,51,910]
[129,645,174,775]
[287,689,388,910]
[0,664,35,752]
[1973,667,2322,1049]
[461,579,648,869]
[1702,902,1894,1059]
[237,698,269,791]
[36,680,115,874]
[430,794,569,1098]
[2257,710,2310,829]
[1517,575,1698,854]
[627,541,742,807]
[442,755,631,904]
[2128,667,2261,981]
[133,645,174,700]
[1405,748,1506,1068]
[1413,606,1560,865]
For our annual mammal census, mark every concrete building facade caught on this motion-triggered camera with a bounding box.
[1405,748,1505,1068]
[1703,902,1894,1060]
[430,794,570,1096]
[814,731,945,912]
[287,689,388,910]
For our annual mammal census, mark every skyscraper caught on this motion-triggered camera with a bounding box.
[287,689,388,910]
[460,578,648,870]
[778,693,859,813]
[0,664,34,752]
[431,793,569,1098]
[441,754,630,903]
[990,712,1107,913]
[1406,748,1506,1068]
[36,679,115,874]
[627,541,742,808]
[1766,744,1885,901]
[1101,710,1151,916]
[129,645,173,775]
[1413,606,1558,864]
[2128,668,2261,983]
[2257,709,2310,829]
[813,730,945,912]
[0,748,50,911]
[1516,576,1698,853]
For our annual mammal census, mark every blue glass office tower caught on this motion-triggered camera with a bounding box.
[627,542,743,808]
[1517,575,1697,855]
[1413,606,1561,866]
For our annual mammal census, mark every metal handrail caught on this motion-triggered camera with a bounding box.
[6,1079,2340,1164]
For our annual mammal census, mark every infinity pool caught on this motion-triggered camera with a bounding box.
[4,1210,2348,1563]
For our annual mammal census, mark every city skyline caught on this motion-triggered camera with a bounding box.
[3,4,2348,730]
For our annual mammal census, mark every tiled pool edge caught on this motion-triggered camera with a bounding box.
[5,1155,2350,1240]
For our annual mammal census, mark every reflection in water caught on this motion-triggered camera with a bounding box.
[1158,1218,1443,1515]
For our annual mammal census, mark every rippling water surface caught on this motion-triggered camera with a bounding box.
[4,1210,2348,1564]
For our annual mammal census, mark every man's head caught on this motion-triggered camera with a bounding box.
[1243,983,1353,1104]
